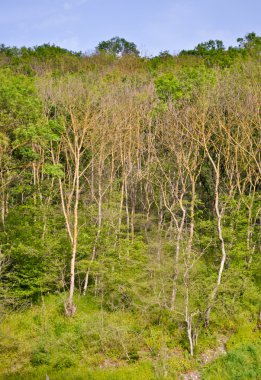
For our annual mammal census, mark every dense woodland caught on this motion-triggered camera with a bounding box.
[0,33,260,379]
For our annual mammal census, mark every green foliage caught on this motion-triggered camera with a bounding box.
[1,204,69,302]
[179,33,261,67]
[0,69,41,132]
[96,37,140,57]
[42,163,64,177]
[31,347,51,366]
[0,34,260,379]
[237,32,261,52]
[155,73,184,102]
[202,344,261,380]
[0,295,154,378]
[154,66,216,102]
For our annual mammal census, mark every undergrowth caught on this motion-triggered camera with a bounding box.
[0,294,260,379]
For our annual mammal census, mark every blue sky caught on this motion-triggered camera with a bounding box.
[1,0,260,55]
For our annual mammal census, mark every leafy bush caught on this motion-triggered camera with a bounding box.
[202,343,261,380]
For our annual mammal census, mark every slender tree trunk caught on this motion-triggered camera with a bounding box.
[1,191,5,227]
[205,159,226,326]
[184,180,196,355]
[83,178,102,295]
[114,178,125,256]
[171,198,186,310]
[65,149,80,317]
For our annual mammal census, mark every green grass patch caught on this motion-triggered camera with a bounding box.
[1,361,155,380]
[202,343,261,380]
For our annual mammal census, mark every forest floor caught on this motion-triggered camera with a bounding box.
[0,295,260,380]
[181,335,228,379]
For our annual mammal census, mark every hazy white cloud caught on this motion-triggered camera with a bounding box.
[63,2,73,10]
[63,0,89,10]
[30,13,76,31]
[56,36,82,50]
[77,0,89,5]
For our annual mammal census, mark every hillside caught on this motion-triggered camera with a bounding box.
[0,34,260,379]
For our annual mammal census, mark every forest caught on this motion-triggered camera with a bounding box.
[0,33,260,379]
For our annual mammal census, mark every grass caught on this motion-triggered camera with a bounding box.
[0,294,260,380]
[202,320,261,380]
[1,362,155,380]
[202,343,261,380]
[0,294,190,379]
